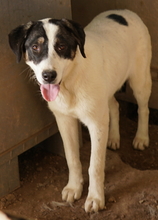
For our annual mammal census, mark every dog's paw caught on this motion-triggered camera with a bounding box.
[84,196,105,213]
[107,137,120,150]
[62,184,83,203]
[133,136,149,150]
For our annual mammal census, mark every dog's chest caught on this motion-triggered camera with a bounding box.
[48,92,80,118]
[47,89,91,122]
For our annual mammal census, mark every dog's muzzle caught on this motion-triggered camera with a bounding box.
[42,70,57,83]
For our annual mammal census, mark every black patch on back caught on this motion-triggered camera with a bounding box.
[107,14,128,26]
[25,21,48,64]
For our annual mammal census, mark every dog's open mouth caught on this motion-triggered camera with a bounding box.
[40,84,60,102]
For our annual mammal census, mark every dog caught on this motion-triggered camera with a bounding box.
[8,9,152,212]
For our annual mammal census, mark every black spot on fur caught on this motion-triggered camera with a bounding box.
[25,22,48,64]
[107,14,128,26]
[49,18,86,59]
[54,33,77,60]
[8,21,48,63]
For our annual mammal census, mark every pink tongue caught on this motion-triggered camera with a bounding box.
[40,84,60,102]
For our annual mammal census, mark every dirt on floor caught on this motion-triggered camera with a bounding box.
[1,102,158,220]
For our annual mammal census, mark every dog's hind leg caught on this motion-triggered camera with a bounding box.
[129,66,152,150]
[107,96,120,150]
[54,112,83,202]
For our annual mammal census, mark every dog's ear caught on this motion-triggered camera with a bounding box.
[61,19,86,58]
[8,22,33,63]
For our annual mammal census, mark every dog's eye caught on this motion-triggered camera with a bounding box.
[32,44,40,52]
[57,44,66,51]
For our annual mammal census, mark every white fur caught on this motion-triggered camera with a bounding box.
[27,10,152,212]
[0,212,8,220]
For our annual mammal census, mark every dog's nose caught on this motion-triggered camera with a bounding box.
[42,70,57,83]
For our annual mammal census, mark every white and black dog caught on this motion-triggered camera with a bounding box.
[9,10,152,212]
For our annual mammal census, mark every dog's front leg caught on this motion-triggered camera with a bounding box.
[54,112,83,203]
[85,114,109,212]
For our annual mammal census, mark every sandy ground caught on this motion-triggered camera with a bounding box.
[1,102,158,220]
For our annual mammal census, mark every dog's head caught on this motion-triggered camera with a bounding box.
[8,18,86,101]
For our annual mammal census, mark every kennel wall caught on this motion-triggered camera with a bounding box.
[0,0,71,198]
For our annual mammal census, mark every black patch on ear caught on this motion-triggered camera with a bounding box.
[8,22,34,62]
[107,14,128,26]
[49,18,86,58]
[62,19,86,58]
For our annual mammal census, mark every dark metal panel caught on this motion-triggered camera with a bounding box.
[0,0,71,154]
